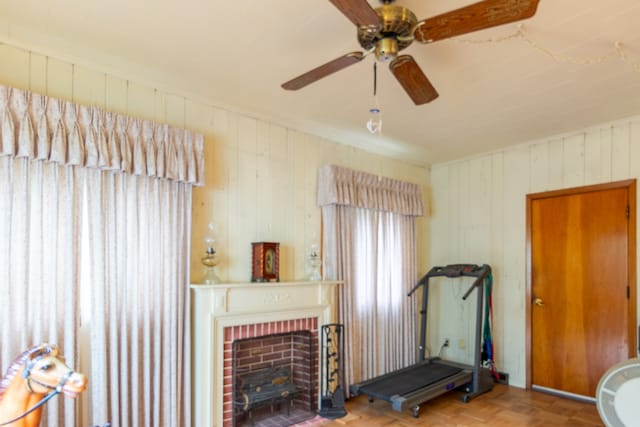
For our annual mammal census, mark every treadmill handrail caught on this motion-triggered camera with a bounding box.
[407,271,431,296]
[461,267,490,301]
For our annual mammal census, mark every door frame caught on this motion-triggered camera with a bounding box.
[525,179,637,390]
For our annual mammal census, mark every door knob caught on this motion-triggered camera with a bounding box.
[534,297,544,307]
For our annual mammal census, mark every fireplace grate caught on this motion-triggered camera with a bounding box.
[234,366,298,426]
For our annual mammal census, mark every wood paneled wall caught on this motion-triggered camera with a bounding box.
[0,43,430,285]
[430,118,640,387]
[2,32,638,397]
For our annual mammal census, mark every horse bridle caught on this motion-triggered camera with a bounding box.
[0,352,75,426]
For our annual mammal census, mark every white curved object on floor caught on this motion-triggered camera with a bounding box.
[596,357,640,427]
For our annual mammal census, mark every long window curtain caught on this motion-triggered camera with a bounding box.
[0,157,81,427]
[318,164,424,391]
[0,85,204,427]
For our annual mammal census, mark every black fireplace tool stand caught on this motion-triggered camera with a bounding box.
[319,323,347,419]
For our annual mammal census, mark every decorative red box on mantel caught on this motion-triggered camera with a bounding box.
[251,242,280,282]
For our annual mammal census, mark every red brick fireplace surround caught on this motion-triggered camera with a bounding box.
[191,281,340,427]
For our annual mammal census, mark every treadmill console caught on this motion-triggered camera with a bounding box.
[428,264,488,279]
[408,264,491,298]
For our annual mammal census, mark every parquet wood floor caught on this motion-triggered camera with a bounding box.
[318,384,603,426]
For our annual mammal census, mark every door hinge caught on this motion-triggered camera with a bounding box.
[626,205,630,218]
[627,286,630,299]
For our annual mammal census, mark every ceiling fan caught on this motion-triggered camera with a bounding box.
[282,0,540,105]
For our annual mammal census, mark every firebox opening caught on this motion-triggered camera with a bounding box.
[232,330,316,427]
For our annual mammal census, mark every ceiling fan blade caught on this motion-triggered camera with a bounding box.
[282,52,365,91]
[329,0,382,27]
[389,55,439,105]
[414,0,540,43]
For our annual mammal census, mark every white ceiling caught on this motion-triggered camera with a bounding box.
[2,0,640,165]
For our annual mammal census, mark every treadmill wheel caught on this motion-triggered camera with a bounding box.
[412,405,420,418]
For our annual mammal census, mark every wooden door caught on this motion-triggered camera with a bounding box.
[527,181,636,397]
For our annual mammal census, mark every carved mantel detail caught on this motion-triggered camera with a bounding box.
[264,291,291,304]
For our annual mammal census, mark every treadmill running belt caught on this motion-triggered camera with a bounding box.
[359,363,463,400]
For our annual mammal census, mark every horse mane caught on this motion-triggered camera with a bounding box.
[0,344,58,402]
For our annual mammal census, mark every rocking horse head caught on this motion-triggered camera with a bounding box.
[0,344,87,427]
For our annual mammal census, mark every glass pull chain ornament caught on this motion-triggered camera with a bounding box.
[366,62,382,134]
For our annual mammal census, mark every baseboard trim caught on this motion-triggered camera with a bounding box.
[531,384,595,403]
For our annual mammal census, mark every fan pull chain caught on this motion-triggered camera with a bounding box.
[373,62,377,97]
[366,62,382,135]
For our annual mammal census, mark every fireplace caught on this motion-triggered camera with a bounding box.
[232,329,316,426]
[191,281,340,427]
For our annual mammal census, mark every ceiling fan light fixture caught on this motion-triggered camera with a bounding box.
[376,37,398,62]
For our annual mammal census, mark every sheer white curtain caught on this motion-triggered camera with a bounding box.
[85,170,193,426]
[0,157,81,427]
[318,165,423,391]
[0,85,203,427]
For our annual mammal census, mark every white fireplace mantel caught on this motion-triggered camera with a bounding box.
[190,280,341,427]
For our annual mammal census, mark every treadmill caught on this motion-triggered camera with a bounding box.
[349,264,494,417]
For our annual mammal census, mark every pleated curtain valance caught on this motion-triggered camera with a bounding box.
[317,164,424,216]
[0,85,204,186]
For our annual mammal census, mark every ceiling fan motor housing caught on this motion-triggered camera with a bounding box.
[376,38,398,62]
[357,4,417,61]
